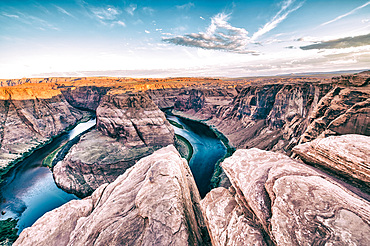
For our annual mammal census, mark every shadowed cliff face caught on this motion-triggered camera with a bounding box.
[0,87,85,182]
[168,78,369,155]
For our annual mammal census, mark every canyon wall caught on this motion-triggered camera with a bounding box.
[0,86,85,182]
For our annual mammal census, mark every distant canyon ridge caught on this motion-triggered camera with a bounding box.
[0,71,369,245]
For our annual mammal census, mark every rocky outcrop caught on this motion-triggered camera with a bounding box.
[332,71,370,87]
[201,148,370,245]
[97,92,174,147]
[53,92,175,197]
[299,87,370,143]
[293,134,370,192]
[15,146,210,246]
[200,187,267,246]
[61,86,110,111]
[0,87,84,182]
[53,129,157,197]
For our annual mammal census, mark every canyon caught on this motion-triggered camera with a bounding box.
[0,72,369,245]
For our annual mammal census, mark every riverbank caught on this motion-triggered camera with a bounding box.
[42,119,96,168]
[0,111,94,184]
[169,109,236,188]
[174,134,193,162]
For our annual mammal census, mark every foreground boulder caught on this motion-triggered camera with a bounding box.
[53,91,175,197]
[293,134,370,191]
[15,146,209,246]
[202,148,370,245]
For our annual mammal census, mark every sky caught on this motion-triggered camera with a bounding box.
[0,0,369,79]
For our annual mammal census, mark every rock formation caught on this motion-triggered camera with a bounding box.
[201,147,370,245]
[15,146,209,246]
[0,86,84,182]
[293,134,370,192]
[53,91,175,197]
[97,91,174,148]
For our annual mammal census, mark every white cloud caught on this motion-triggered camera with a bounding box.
[116,21,126,27]
[2,13,19,18]
[163,13,256,54]
[142,7,155,15]
[176,2,195,11]
[200,16,205,20]
[145,30,150,34]
[91,6,120,21]
[320,1,370,26]
[55,6,74,18]
[251,0,304,40]
[125,4,137,16]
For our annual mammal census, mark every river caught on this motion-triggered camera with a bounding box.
[166,115,227,197]
[0,118,96,232]
[0,114,225,233]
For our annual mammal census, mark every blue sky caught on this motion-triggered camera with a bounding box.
[0,0,369,78]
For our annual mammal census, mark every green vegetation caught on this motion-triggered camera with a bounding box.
[0,218,18,245]
[209,126,236,189]
[42,144,65,168]
[168,119,184,129]
[174,134,193,162]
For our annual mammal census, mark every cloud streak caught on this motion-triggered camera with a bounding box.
[55,6,74,18]
[163,13,257,54]
[300,33,370,50]
[320,1,370,26]
[176,2,195,11]
[164,0,302,54]
[251,0,304,40]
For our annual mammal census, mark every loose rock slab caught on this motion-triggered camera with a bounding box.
[200,187,267,246]
[15,146,208,246]
[220,148,370,245]
[293,134,370,188]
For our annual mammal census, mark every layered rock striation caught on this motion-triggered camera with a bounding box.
[201,147,370,245]
[293,134,370,192]
[15,146,209,246]
[0,87,84,182]
[97,91,174,147]
[53,91,175,197]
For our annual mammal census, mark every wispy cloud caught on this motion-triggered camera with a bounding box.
[116,20,126,27]
[91,6,120,21]
[300,33,370,50]
[251,0,304,40]
[163,13,257,54]
[125,4,137,16]
[142,7,155,15]
[2,13,19,18]
[176,2,195,11]
[55,6,74,18]
[320,1,370,26]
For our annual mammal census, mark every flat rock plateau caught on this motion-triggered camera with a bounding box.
[0,71,368,245]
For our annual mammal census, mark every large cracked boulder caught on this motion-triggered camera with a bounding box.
[293,134,370,191]
[15,146,209,246]
[201,148,370,245]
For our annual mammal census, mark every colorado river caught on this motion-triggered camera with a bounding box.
[0,118,96,232]
[166,115,227,197]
